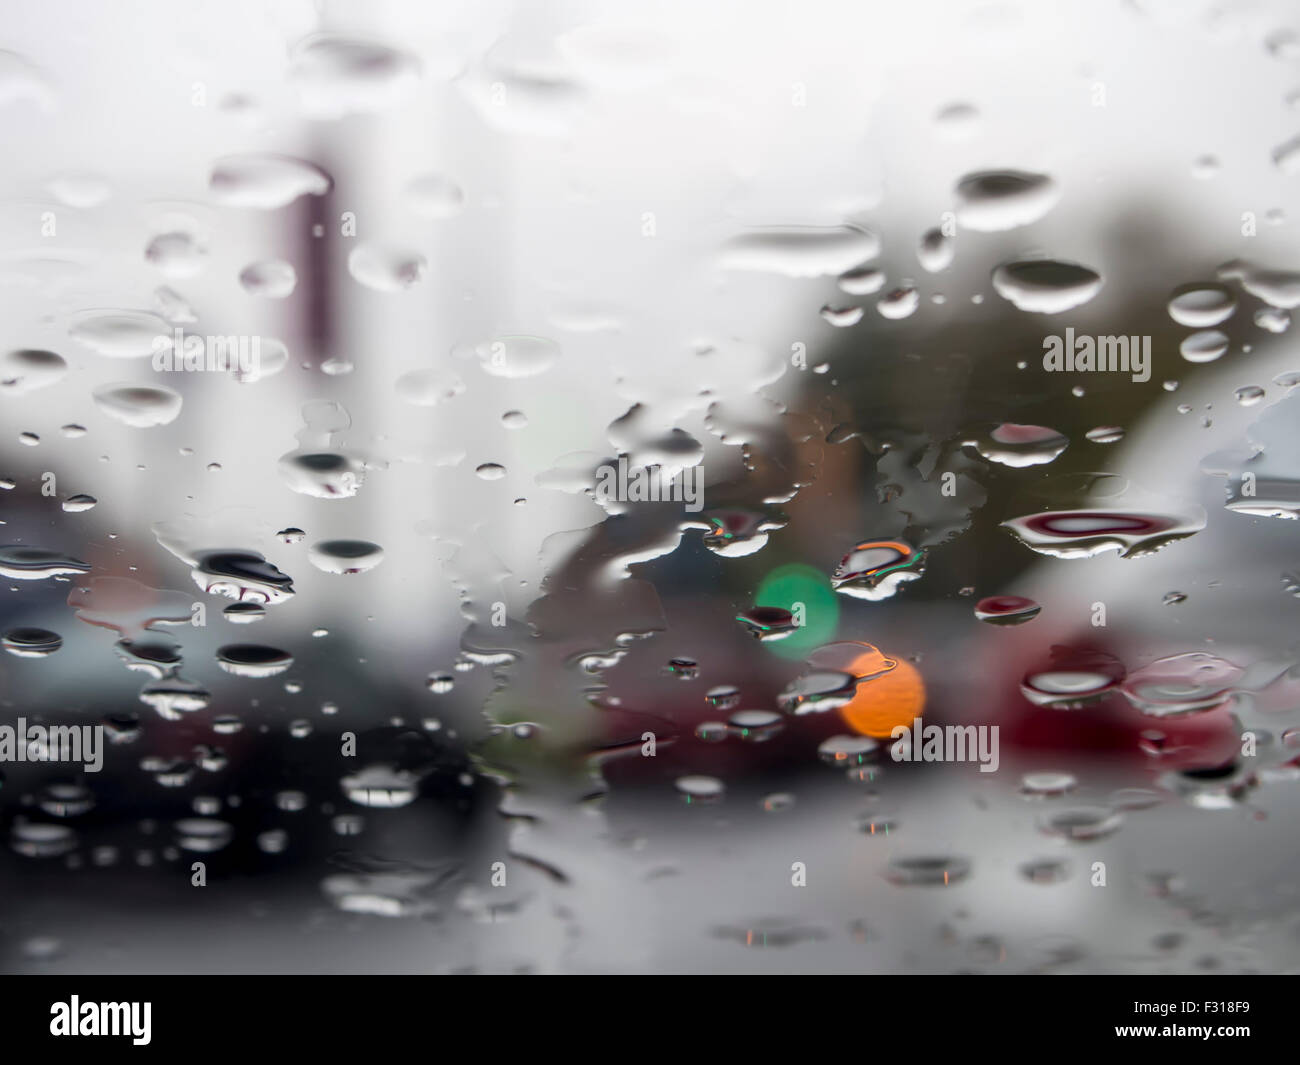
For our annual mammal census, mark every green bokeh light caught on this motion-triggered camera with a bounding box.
[755,563,839,659]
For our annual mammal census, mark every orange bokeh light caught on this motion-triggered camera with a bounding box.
[840,654,926,739]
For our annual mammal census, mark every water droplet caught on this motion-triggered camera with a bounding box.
[61,494,96,513]
[1020,771,1077,797]
[1180,330,1229,363]
[1085,425,1124,444]
[665,656,699,680]
[0,546,89,579]
[1110,788,1164,811]
[831,540,926,600]
[967,423,1068,467]
[696,507,785,557]
[674,774,725,803]
[257,829,289,854]
[776,670,859,715]
[838,268,885,299]
[290,34,421,117]
[223,602,265,623]
[92,383,182,427]
[1167,284,1236,327]
[144,231,206,278]
[39,782,93,817]
[1235,384,1265,406]
[2,627,62,656]
[239,258,297,298]
[308,539,385,575]
[209,154,332,209]
[1021,857,1071,884]
[348,244,426,292]
[991,259,1102,314]
[475,462,506,481]
[1255,307,1290,333]
[1273,133,1300,175]
[735,605,797,641]
[468,334,559,379]
[1002,508,1205,559]
[216,644,293,678]
[884,854,970,886]
[876,285,919,319]
[191,550,294,604]
[279,451,366,499]
[955,170,1060,231]
[727,708,783,742]
[1217,259,1300,308]
[1021,650,1125,708]
[174,818,234,853]
[0,348,67,394]
[69,309,170,359]
[1039,806,1123,841]
[817,734,879,766]
[819,304,863,327]
[426,673,454,694]
[394,367,466,407]
[11,821,77,858]
[718,224,879,277]
[341,764,422,808]
[1119,652,1241,717]
[974,595,1040,625]
[917,227,954,272]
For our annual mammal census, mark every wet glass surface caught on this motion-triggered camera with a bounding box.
[1,0,1300,974]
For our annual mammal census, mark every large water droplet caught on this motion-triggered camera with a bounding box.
[831,540,926,600]
[308,539,385,574]
[216,644,293,678]
[144,231,206,278]
[735,605,797,641]
[69,310,170,359]
[974,595,1040,625]
[955,170,1060,231]
[209,154,332,209]
[0,546,90,579]
[1002,508,1205,559]
[347,244,427,292]
[967,423,1068,467]
[1021,650,1124,708]
[884,855,971,886]
[92,383,183,427]
[239,259,297,298]
[2,627,62,656]
[991,259,1102,313]
[290,34,422,117]
[674,774,725,803]
[1119,652,1242,717]
[718,224,879,277]
[340,764,422,808]
[1167,284,1236,327]
[1180,330,1229,363]
[468,335,559,379]
[0,348,66,394]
